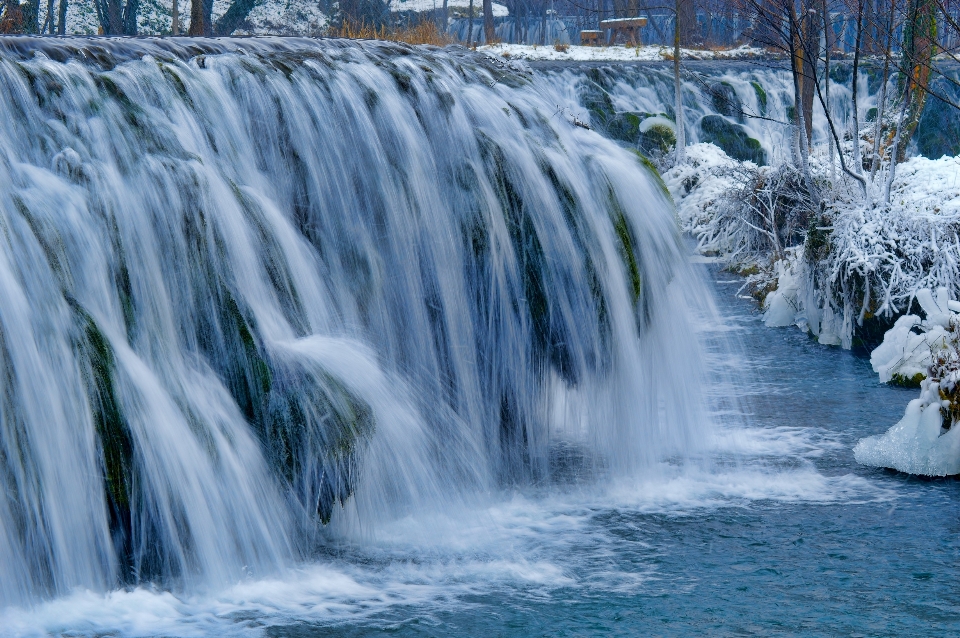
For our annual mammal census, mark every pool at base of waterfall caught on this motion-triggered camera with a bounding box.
[3,272,958,637]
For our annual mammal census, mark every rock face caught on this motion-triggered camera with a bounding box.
[915,74,960,159]
[698,115,765,165]
[578,70,677,156]
[710,81,743,122]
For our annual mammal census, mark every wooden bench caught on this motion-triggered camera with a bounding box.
[599,17,647,45]
[580,30,602,46]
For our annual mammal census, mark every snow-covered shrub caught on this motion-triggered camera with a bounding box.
[665,142,815,302]
[666,143,810,261]
[855,288,960,475]
[854,373,960,476]
[809,157,960,343]
[734,155,960,348]
[870,287,960,384]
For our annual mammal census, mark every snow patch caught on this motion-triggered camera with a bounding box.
[393,0,508,14]
[479,43,764,63]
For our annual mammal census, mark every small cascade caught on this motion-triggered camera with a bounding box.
[539,60,878,166]
[0,37,713,606]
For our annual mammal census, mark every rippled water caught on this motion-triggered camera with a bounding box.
[5,267,957,636]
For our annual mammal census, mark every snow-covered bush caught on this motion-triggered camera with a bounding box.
[869,287,960,384]
[672,141,960,350]
[810,156,960,342]
[855,288,960,475]
[667,146,815,308]
[665,142,816,302]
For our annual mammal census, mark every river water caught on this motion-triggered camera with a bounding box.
[6,267,958,636]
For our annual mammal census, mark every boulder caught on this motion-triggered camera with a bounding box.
[698,115,766,164]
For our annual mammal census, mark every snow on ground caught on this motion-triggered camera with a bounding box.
[479,43,766,62]
[234,0,329,35]
[392,0,508,15]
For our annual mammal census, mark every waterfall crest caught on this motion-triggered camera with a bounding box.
[0,37,709,604]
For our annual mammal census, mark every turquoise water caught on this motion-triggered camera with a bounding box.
[4,272,956,637]
[268,278,960,636]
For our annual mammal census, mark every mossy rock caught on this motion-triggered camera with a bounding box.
[804,214,832,263]
[69,301,138,573]
[266,364,375,525]
[829,63,852,84]
[628,148,672,201]
[698,115,766,165]
[866,107,878,123]
[750,81,768,116]
[915,73,960,159]
[710,81,744,122]
[864,64,886,95]
[606,111,642,145]
[890,372,925,388]
[639,121,676,155]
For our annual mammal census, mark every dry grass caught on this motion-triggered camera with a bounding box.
[553,41,569,53]
[330,20,456,46]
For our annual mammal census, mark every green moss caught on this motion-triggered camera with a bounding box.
[866,107,878,122]
[612,206,642,304]
[711,81,744,121]
[751,81,768,115]
[69,302,135,561]
[805,214,832,263]
[266,366,374,525]
[477,131,576,381]
[628,149,672,202]
[890,372,925,387]
[640,122,676,154]
[699,115,766,165]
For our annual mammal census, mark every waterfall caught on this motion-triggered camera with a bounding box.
[536,60,877,167]
[0,37,712,606]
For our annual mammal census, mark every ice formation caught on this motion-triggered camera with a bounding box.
[853,379,960,476]
[856,287,960,475]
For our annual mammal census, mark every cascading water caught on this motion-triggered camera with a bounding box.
[0,37,715,609]
[537,60,879,166]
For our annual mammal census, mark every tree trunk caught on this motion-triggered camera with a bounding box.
[870,0,896,182]
[787,0,818,205]
[884,84,912,205]
[823,0,834,182]
[214,0,258,34]
[899,0,937,160]
[800,5,818,144]
[677,0,696,46]
[851,0,864,174]
[57,0,65,33]
[171,0,178,34]
[42,0,53,32]
[482,0,493,43]
[468,0,474,45]
[122,0,138,34]
[188,0,204,34]
[674,0,685,164]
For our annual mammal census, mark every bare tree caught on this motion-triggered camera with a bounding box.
[674,0,687,163]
